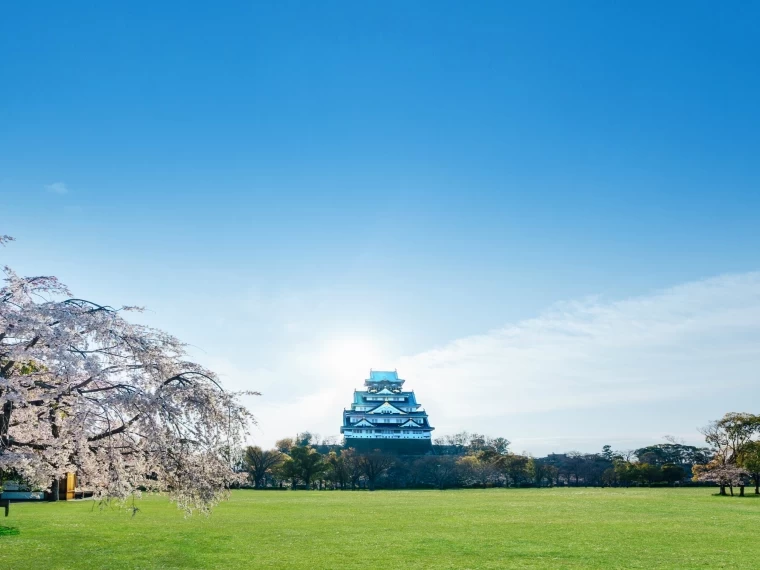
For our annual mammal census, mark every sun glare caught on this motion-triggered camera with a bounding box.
[321,336,388,378]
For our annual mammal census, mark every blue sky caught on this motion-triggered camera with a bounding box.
[2,2,759,453]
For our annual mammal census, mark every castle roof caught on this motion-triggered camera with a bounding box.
[351,390,420,406]
[367,370,402,383]
[399,419,421,428]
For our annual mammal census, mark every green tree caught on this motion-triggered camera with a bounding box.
[701,413,760,465]
[738,441,760,495]
[635,443,711,467]
[296,432,314,447]
[502,454,530,487]
[275,438,295,454]
[458,454,499,487]
[635,463,662,486]
[288,446,327,489]
[490,437,511,455]
[276,457,300,489]
[529,458,557,487]
[661,464,685,486]
[613,460,636,486]
[326,451,348,490]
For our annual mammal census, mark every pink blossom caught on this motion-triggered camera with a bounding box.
[1,265,255,514]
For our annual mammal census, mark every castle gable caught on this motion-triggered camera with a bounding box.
[367,401,406,415]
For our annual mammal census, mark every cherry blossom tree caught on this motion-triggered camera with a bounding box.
[695,413,760,496]
[0,242,254,514]
[693,461,749,496]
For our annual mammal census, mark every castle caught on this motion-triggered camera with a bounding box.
[340,370,433,454]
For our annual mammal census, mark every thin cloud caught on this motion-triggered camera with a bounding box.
[46,182,69,194]
[400,272,760,421]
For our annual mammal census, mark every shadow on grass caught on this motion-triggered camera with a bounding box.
[0,525,20,536]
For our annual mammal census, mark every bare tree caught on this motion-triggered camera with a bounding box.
[342,448,363,490]
[416,455,460,490]
[359,450,395,491]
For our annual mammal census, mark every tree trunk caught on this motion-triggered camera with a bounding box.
[719,484,726,496]
[49,479,60,502]
[729,483,734,496]
[739,485,745,497]
[0,401,12,449]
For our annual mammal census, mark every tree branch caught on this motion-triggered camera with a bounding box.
[88,414,141,442]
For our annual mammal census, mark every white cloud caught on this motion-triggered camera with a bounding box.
[46,182,69,194]
[216,271,760,453]
[396,272,760,450]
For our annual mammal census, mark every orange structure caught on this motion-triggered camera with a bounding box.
[58,473,76,500]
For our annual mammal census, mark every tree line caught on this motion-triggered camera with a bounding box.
[238,428,733,492]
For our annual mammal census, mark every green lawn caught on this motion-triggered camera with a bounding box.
[1,488,758,569]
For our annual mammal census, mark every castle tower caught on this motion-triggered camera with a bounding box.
[340,370,433,454]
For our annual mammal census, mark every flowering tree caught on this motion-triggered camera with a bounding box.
[0,246,253,514]
[695,413,760,496]
[693,461,748,496]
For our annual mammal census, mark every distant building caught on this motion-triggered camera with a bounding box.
[0,473,79,501]
[341,370,433,454]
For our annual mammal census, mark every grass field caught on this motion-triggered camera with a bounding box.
[1,488,759,569]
